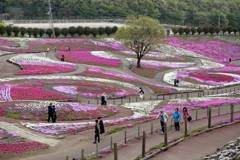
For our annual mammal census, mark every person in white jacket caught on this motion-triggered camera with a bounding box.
[156,110,168,135]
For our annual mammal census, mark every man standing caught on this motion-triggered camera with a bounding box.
[47,103,53,122]
[93,119,100,144]
[98,117,105,138]
[172,108,181,131]
[156,110,168,134]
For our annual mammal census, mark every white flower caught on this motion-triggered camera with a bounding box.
[91,51,120,60]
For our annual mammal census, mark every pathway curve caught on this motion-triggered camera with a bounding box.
[0,122,59,146]
[150,123,240,160]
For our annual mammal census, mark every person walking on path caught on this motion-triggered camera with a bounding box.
[139,87,144,100]
[93,119,100,144]
[52,105,57,123]
[183,107,191,129]
[172,108,181,131]
[101,92,107,105]
[156,110,168,135]
[47,103,53,122]
[60,55,65,62]
[98,117,105,139]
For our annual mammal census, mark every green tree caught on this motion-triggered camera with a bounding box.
[69,26,76,37]
[39,29,45,38]
[112,26,118,34]
[12,26,20,37]
[61,28,69,37]
[0,26,6,36]
[184,27,190,36]
[209,26,215,35]
[172,28,178,35]
[190,27,196,35]
[20,27,26,37]
[215,28,220,35]
[98,27,105,36]
[46,29,53,38]
[76,26,84,36]
[227,26,233,34]
[197,27,203,35]
[221,27,227,34]
[91,28,98,38]
[105,26,112,36]
[178,27,184,35]
[115,16,165,68]
[203,26,209,35]
[233,28,238,35]
[27,28,33,37]
[33,28,39,38]
[84,27,91,36]
[6,26,13,37]
[54,28,61,38]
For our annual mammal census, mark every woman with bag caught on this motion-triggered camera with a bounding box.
[183,107,191,129]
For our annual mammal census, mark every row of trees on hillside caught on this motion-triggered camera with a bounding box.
[0,26,118,38]
[2,0,240,27]
[171,26,240,36]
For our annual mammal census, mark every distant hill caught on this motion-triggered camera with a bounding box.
[2,0,240,27]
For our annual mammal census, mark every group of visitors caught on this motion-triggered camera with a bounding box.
[156,107,192,134]
[47,103,57,123]
[93,117,105,144]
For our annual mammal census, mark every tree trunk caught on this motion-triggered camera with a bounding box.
[137,58,141,68]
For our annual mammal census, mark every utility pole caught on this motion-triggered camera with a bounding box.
[0,2,2,22]
[48,0,55,38]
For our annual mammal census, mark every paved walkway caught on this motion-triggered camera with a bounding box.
[151,123,240,160]
[0,122,59,147]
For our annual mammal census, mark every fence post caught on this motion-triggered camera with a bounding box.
[111,136,113,149]
[113,99,115,105]
[231,104,234,122]
[169,94,171,100]
[175,94,177,99]
[184,116,188,138]
[218,106,220,116]
[81,149,84,160]
[66,156,68,160]
[124,130,127,144]
[230,88,232,92]
[142,131,146,158]
[97,99,99,105]
[151,123,153,135]
[208,108,212,128]
[114,143,118,160]
[88,100,90,104]
[181,93,183,99]
[129,98,130,103]
[136,97,137,102]
[195,109,198,120]
[163,94,165,100]
[138,126,140,138]
[150,96,152,100]
[187,93,189,99]
[121,98,123,104]
[164,122,168,146]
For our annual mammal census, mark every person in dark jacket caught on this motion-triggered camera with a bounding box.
[52,105,57,123]
[98,117,105,138]
[93,119,100,144]
[47,103,53,122]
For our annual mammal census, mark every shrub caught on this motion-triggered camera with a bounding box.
[76,26,84,36]
[69,26,76,37]
[112,26,118,34]
[105,26,112,36]
[61,28,68,37]
[221,27,227,34]
[98,27,105,36]
[215,28,220,35]
[227,26,233,34]
[197,27,203,35]
[20,27,26,37]
[178,27,184,35]
[190,27,196,35]
[209,26,215,35]
[46,28,53,37]
[6,26,12,37]
[202,26,209,35]
[27,28,33,37]
[54,27,61,37]
[91,28,98,38]
[172,28,178,35]
[0,26,6,36]
[184,27,190,36]
[33,28,39,38]
[84,27,91,36]
[233,28,238,35]
[39,29,45,38]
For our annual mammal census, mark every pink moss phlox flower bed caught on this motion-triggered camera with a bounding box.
[0,128,48,156]
[17,63,77,75]
[177,70,240,85]
[167,37,240,61]
[153,99,240,115]
[0,102,118,121]
[78,66,177,94]
[56,51,121,67]
[0,39,18,47]
[22,116,154,135]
